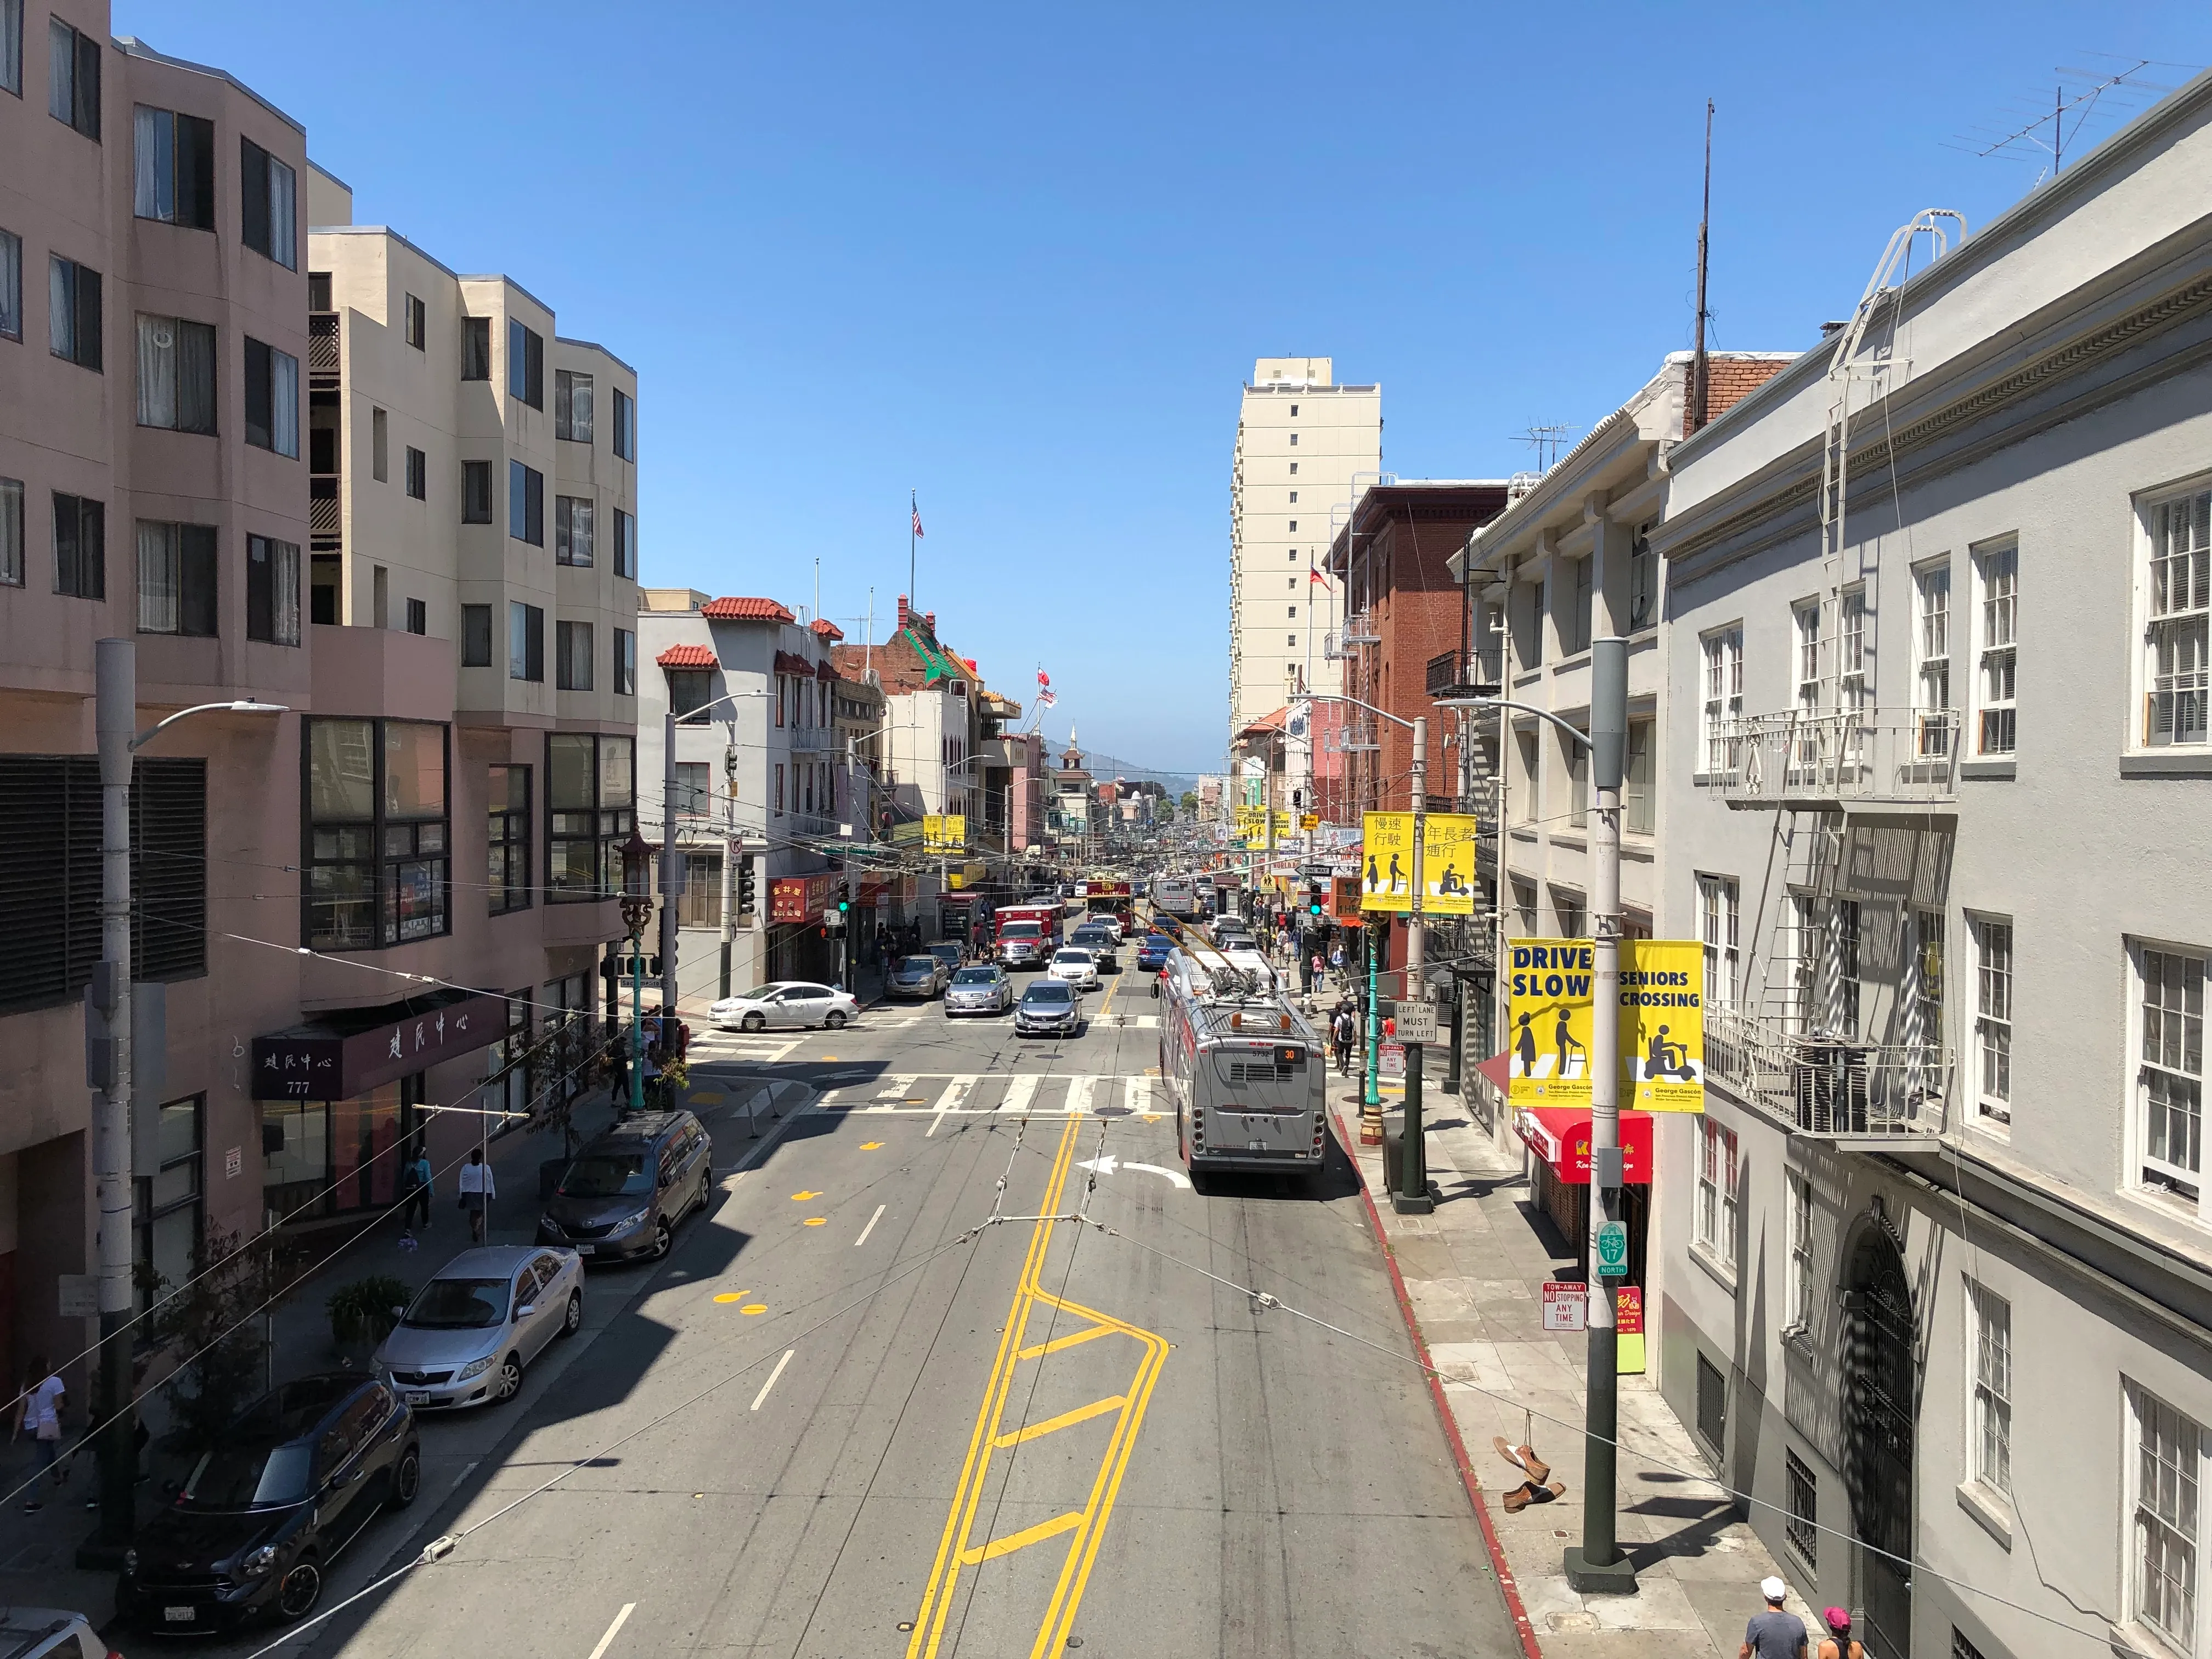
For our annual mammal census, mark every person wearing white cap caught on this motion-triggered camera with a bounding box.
[1740,1577,1807,1659]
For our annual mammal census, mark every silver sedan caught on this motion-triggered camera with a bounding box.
[374,1246,583,1410]
[944,964,1015,1017]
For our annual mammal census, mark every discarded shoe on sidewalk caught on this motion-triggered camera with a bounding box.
[1492,1436,1552,1485]
[1500,1479,1568,1514]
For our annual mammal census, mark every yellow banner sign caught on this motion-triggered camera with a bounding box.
[922,814,968,852]
[1358,812,1480,916]
[1504,938,1705,1110]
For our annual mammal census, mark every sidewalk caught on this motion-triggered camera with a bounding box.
[1330,1097,1825,1659]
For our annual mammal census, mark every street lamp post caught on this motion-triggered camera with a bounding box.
[663,691,770,1024]
[81,640,287,1562]
[1436,648,1635,1595]
[619,829,656,1115]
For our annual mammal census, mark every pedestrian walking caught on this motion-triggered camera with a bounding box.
[1330,940,1345,980]
[11,1357,64,1514]
[1309,951,1324,992]
[1739,1578,1808,1659]
[1814,1610,1863,1659]
[401,1144,433,1229]
[458,1147,496,1245]
[1331,1007,1357,1074]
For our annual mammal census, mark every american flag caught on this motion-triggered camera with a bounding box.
[912,507,925,538]
[1037,689,1057,708]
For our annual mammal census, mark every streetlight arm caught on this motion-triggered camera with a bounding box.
[1297,691,1415,732]
[1463,697,1593,751]
[129,699,290,752]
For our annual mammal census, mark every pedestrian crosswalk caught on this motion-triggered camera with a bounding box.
[814,1072,1168,1118]
[685,1009,1161,1065]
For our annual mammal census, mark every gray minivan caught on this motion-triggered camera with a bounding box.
[537,1110,714,1263]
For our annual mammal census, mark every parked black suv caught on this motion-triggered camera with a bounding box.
[538,1109,714,1262]
[116,1374,419,1630]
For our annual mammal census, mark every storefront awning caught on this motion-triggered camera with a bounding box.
[253,988,506,1102]
[1514,1106,1654,1185]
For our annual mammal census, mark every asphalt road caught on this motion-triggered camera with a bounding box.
[200,948,1522,1659]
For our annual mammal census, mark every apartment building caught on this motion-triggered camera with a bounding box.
[1649,78,2212,1659]
[635,590,854,997]
[1229,357,1381,744]
[1455,353,1790,1151]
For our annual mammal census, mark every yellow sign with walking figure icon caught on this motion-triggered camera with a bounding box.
[1359,811,1479,916]
[1505,938,1706,1110]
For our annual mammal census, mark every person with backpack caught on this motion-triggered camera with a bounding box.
[1331,1006,1357,1074]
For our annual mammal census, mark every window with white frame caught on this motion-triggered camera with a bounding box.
[1699,874,1739,1008]
[1701,625,1743,773]
[1553,889,1584,938]
[2145,488,2210,748]
[1629,524,1658,632]
[1974,916,2013,1126]
[1566,731,1588,827]
[1696,1117,1739,1272]
[1830,898,1863,1039]
[1781,893,1815,1033]
[1794,599,1821,718]
[1786,1171,1813,1329]
[2138,944,2205,1204]
[1973,539,2018,755]
[1566,556,1593,654]
[1914,908,1946,1088]
[1915,560,1953,757]
[1839,586,1869,757]
[1967,1283,2011,1498]
[2131,1384,2202,1652]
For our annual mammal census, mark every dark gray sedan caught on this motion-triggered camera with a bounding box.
[944,964,1014,1017]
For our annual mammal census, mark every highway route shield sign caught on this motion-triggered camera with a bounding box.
[1596,1220,1628,1277]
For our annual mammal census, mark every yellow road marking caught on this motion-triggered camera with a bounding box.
[958,1511,1084,1565]
[860,1141,884,1150]
[906,1118,1171,1659]
[741,1304,768,1315]
[713,1291,751,1304]
[1015,1323,1114,1361]
[991,1394,1126,1449]
[803,1217,827,1227]
[791,1190,820,1201]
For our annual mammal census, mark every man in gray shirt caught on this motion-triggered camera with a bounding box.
[1741,1577,1808,1659]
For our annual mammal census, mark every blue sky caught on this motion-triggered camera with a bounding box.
[132,1,2211,776]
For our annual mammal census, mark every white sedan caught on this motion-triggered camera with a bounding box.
[1047,948,1101,991]
[709,981,859,1031]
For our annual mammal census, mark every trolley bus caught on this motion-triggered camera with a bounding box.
[1150,876,1200,920]
[1156,945,1328,1183]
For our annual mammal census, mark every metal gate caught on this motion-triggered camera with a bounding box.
[1846,1227,1915,1656]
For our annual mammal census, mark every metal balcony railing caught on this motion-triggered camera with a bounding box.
[309,312,340,373]
[786,725,840,754]
[309,476,340,534]
[1327,721,1381,754]
[1708,709,1960,809]
[1703,1005,1950,1141]
[1426,647,1505,701]
[1341,612,1381,645]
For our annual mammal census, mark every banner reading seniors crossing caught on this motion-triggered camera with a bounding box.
[1505,938,1706,1111]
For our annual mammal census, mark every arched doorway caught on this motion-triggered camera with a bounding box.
[1844,1217,1915,1656]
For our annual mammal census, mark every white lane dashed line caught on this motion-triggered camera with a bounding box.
[854,1204,886,1248]
[585,1602,637,1659]
[750,1348,795,1412]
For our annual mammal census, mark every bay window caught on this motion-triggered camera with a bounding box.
[546,732,634,902]
[136,314,216,433]
[135,521,217,636]
[304,718,450,949]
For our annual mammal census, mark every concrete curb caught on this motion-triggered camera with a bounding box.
[1331,1104,1545,1659]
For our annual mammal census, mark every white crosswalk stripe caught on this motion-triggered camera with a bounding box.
[811,1072,1166,1118]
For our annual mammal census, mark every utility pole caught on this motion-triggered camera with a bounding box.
[659,707,681,1023]
[1565,636,1636,1594]
[1395,715,1433,1214]
[1690,98,1713,435]
[87,640,136,1560]
[718,757,738,1001]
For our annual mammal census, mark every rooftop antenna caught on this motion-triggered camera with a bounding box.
[1513,425,1579,473]
[1945,58,2183,178]
[1690,98,1714,434]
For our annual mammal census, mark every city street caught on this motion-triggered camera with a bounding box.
[228,957,1522,1659]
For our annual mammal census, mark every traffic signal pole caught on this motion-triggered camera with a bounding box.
[1394,715,1433,1215]
[1565,636,1636,1595]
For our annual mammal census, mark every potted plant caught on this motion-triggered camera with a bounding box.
[327,1274,411,1365]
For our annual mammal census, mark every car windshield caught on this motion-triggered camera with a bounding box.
[733,985,782,1002]
[999,922,1041,938]
[897,957,936,974]
[952,968,998,985]
[403,1277,511,1329]
[1054,951,1090,963]
[179,1441,315,1509]
[559,1153,652,1198]
[1026,983,1074,1003]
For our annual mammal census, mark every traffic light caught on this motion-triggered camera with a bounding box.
[1307,881,1325,918]
[836,894,851,915]
[736,857,758,915]
[1291,787,1304,810]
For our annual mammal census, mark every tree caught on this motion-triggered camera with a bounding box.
[138,1224,281,1455]
[1180,791,1199,814]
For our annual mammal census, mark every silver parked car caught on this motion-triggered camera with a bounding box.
[944,963,1014,1017]
[374,1246,583,1410]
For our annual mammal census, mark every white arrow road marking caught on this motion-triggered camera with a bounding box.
[1076,1154,1192,1190]
[585,1603,636,1659]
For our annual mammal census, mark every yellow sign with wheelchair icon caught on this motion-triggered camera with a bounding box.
[1506,938,1705,1111]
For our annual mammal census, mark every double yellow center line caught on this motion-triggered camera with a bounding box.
[905,1117,1170,1658]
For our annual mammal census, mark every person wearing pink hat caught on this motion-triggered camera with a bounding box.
[1815,1607,1863,1659]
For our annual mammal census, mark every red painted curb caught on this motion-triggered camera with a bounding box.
[1332,1106,1545,1659]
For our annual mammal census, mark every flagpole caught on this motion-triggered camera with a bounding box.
[909,490,918,617]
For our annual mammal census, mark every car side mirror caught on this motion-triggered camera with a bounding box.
[515,1304,536,1319]
[390,1305,406,1320]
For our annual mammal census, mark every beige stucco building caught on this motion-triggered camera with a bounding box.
[1228,357,1380,744]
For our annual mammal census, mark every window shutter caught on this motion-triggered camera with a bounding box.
[132,757,206,982]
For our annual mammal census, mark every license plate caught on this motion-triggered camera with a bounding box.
[404,1390,432,1405]
[575,1244,595,1256]
[163,1607,196,1623]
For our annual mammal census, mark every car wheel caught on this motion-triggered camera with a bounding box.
[274,1559,323,1622]
[493,1352,524,1404]
[387,1444,421,1510]
[825,1009,848,1029]
[558,1288,583,1338]
[741,1012,766,1032]
[650,1217,673,1260]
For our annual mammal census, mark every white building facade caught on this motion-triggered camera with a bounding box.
[1650,78,2212,1659]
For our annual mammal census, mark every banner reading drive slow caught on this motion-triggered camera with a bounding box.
[1505,938,1706,1111]
[1359,812,1480,915]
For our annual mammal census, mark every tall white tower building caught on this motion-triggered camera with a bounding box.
[1228,358,1381,741]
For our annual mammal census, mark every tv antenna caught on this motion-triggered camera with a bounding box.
[1945,57,2189,177]
[1513,425,1579,474]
